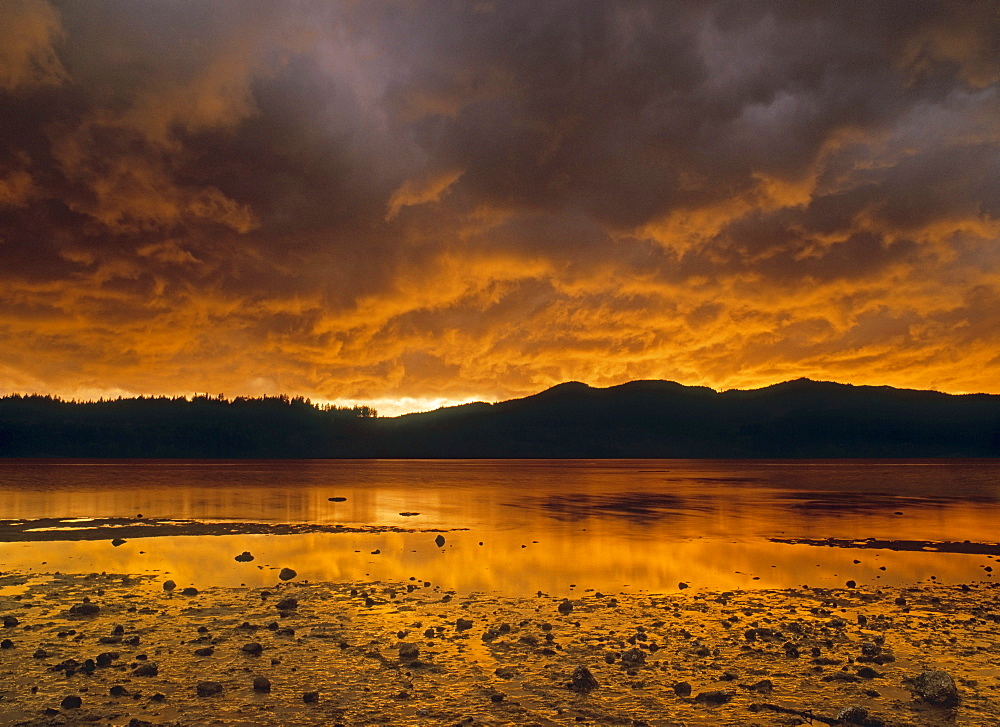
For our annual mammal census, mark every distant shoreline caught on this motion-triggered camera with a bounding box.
[2,378,999,458]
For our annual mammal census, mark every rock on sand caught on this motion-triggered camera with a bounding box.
[913,669,959,706]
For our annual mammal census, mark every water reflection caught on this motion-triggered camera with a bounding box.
[0,459,997,595]
[513,492,698,522]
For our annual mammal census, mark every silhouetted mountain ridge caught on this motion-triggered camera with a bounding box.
[1,379,998,457]
[370,378,997,458]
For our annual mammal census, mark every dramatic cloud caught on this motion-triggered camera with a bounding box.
[1,0,998,412]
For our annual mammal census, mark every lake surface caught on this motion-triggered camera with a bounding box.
[0,459,998,596]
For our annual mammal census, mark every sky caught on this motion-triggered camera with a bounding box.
[1,1,998,415]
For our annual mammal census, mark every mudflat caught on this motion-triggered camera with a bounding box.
[1,571,997,726]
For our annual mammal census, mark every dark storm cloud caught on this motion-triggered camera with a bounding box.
[0,0,998,409]
[384,1,997,228]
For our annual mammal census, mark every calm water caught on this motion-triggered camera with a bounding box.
[0,459,998,595]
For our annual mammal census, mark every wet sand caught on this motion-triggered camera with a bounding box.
[770,537,1000,557]
[1,570,998,726]
[0,518,462,543]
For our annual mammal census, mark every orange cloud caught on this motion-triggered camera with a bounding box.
[0,1,998,411]
[385,168,463,220]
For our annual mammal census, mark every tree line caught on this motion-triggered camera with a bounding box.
[0,393,377,458]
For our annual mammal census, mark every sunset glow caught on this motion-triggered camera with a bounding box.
[1,1,998,411]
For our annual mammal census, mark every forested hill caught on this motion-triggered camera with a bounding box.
[0,395,375,458]
[2,379,999,458]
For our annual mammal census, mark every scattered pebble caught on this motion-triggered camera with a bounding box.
[568,665,598,692]
[59,694,82,709]
[913,669,959,706]
[196,681,223,697]
[132,663,158,677]
[69,602,99,616]
[836,705,871,724]
[0,571,994,725]
[673,681,692,696]
[694,689,735,705]
[242,642,264,656]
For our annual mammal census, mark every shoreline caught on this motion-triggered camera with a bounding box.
[0,517,465,543]
[1,571,998,726]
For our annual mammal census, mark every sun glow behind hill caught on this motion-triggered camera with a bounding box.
[319,395,488,418]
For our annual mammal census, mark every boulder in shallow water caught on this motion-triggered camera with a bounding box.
[235,551,254,562]
[278,567,297,581]
[913,669,959,706]
[568,665,598,692]
[162,580,176,591]
[434,534,446,547]
[111,538,126,547]
[252,676,271,692]
[69,603,99,616]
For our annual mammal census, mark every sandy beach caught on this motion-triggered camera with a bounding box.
[1,567,998,727]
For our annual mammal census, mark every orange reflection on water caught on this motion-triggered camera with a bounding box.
[0,459,997,595]
[0,527,993,597]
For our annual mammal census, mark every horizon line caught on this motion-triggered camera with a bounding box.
[4,376,995,418]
